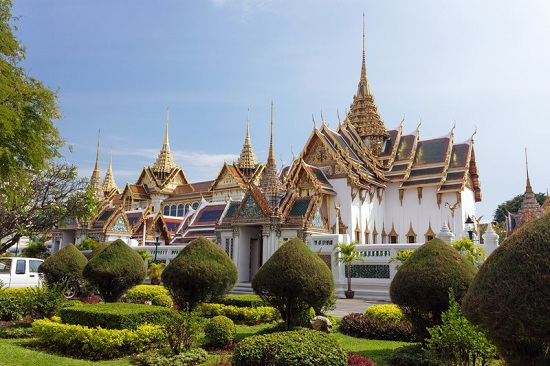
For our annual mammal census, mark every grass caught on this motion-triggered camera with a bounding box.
[0,322,410,366]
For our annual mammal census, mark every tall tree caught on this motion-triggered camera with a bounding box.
[0,162,101,254]
[0,0,62,203]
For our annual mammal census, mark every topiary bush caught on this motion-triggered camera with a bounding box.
[83,239,146,302]
[204,315,235,348]
[132,347,208,366]
[232,328,347,366]
[251,237,334,330]
[339,312,419,342]
[462,215,550,366]
[389,238,477,340]
[39,243,88,299]
[218,294,267,308]
[199,303,280,324]
[161,237,238,311]
[387,344,444,366]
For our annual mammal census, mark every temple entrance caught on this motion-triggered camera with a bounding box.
[249,238,263,281]
[236,226,262,282]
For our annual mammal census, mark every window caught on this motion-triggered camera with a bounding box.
[29,260,42,273]
[364,232,369,244]
[170,205,177,216]
[407,236,415,243]
[15,260,26,274]
[390,236,398,244]
[0,259,10,273]
[163,206,169,216]
[177,204,184,217]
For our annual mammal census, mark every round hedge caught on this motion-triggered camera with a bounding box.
[204,315,235,347]
[462,215,550,365]
[161,237,238,310]
[232,328,347,366]
[389,238,477,340]
[251,237,334,330]
[39,243,88,284]
[83,239,146,302]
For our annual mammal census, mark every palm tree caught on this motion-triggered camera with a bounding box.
[333,242,363,298]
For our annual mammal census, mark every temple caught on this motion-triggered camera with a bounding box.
[51,27,484,294]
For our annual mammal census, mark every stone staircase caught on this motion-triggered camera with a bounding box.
[230,282,253,295]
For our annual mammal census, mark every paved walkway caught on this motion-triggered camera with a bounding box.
[326,298,389,317]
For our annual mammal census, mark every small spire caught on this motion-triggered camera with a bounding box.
[260,101,284,212]
[91,129,103,199]
[312,113,316,129]
[102,150,119,195]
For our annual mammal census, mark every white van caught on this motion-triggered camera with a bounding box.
[0,257,44,288]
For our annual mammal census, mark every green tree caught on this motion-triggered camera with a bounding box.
[0,0,63,202]
[21,237,49,258]
[493,192,546,224]
[162,237,238,311]
[0,162,100,254]
[83,239,146,302]
[333,242,364,296]
[390,238,477,341]
[462,213,550,366]
[252,237,334,330]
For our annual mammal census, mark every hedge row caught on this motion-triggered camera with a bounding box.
[219,294,267,308]
[232,328,347,366]
[199,303,280,324]
[339,312,419,342]
[365,304,406,324]
[60,302,172,330]
[32,318,165,360]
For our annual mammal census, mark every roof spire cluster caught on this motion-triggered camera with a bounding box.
[91,129,104,200]
[260,101,284,211]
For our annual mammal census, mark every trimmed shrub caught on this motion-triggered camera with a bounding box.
[60,302,172,330]
[388,344,444,366]
[204,315,235,348]
[462,214,550,365]
[339,312,419,342]
[125,284,173,308]
[252,237,334,330]
[38,243,88,285]
[426,290,497,365]
[365,304,405,324]
[232,328,347,366]
[32,318,165,360]
[83,239,146,302]
[0,322,33,338]
[199,303,280,324]
[389,238,477,340]
[162,237,238,311]
[133,347,209,366]
[88,241,110,259]
[0,288,27,320]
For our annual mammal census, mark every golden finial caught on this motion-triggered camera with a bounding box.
[312,113,316,129]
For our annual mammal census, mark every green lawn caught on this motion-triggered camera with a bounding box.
[0,324,410,366]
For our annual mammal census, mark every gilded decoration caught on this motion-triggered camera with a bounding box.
[232,226,240,237]
[111,216,127,232]
[238,197,264,219]
[311,208,324,228]
[417,187,423,204]
[399,189,404,206]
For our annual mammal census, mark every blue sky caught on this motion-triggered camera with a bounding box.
[11,0,550,222]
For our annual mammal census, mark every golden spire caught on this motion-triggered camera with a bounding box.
[236,109,258,171]
[260,101,284,211]
[102,150,119,195]
[90,129,103,199]
[347,14,389,156]
[152,107,177,176]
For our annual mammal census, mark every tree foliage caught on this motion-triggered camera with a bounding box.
[0,0,63,202]
[493,192,546,223]
[161,237,238,311]
[389,238,477,341]
[0,162,101,253]
[333,241,364,292]
[462,213,550,365]
[252,237,334,330]
[83,239,146,302]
